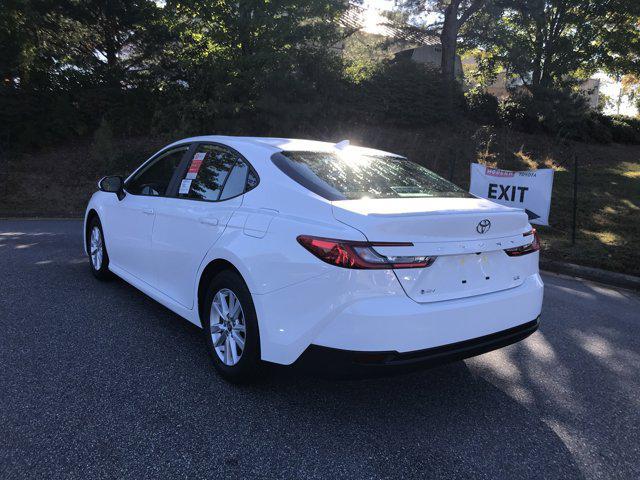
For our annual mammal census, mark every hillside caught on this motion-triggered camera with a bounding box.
[1,124,638,276]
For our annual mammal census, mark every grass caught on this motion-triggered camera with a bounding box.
[1,122,639,275]
[539,160,640,275]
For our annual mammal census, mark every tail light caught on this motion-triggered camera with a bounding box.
[297,235,436,269]
[505,229,541,257]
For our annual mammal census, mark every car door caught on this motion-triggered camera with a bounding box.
[151,143,258,308]
[104,145,191,283]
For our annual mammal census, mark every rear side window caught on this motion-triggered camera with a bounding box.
[272,151,472,201]
[178,144,258,201]
[220,161,248,200]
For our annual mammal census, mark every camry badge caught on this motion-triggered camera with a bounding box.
[477,219,491,234]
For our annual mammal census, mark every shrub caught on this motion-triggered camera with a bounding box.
[356,58,464,126]
[583,112,614,144]
[498,88,600,141]
[607,114,640,144]
[498,92,539,131]
[465,87,500,125]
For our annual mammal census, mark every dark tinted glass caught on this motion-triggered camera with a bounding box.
[246,169,258,191]
[179,145,238,201]
[272,151,472,201]
[127,147,188,196]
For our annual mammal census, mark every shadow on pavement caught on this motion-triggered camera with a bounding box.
[3,219,638,478]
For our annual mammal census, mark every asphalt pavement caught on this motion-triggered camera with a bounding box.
[1,219,639,480]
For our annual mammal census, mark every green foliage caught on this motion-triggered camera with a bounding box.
[501,89,590,138]
[601,115,640,144]
[496,88,614,142]
[465,87,499,124]
[0,0,348,150]
[354,58,463,126]
[343,32,391,84]
[461,87,640,144]
[489,89,640,144]
[1,0,640,152]
[465,0,640,93]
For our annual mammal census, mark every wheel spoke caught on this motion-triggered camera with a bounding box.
[224,336,233,364]
[212,299,225,319]
[213,332,227,347]
[229,299,241,319]
[232,324,245,333]
[220,292,230,317]
[228,336,239,364]
[231,331,244,351]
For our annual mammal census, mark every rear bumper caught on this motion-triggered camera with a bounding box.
[294,318,540,377]
[255,272,544,366]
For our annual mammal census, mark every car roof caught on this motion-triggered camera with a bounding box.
[164,135,402,158]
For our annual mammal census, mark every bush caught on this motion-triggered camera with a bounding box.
[582,112,614,144]
[498,88,600,141]
[607,115,640,144]
[465,87,499,124]
[355,58,464,126]
[498,92,539,131]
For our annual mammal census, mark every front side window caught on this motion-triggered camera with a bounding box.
[126,146,189,196]
[178,144,257,201]
[272,150,472,201]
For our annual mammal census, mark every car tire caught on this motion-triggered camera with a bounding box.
[88,217,111,280]
[203,270,261,383]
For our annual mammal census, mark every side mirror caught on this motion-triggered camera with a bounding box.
[98,175,125,201]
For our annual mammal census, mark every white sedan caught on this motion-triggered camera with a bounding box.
[84,136,543,381]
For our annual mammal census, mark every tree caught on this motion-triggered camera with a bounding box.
[620,74,640,114]
[394,1,493,85]
[56,0,168,87]
[158,0,347,131]
[465,0,640,98]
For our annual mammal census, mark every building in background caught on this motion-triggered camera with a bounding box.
[339,4,463,76]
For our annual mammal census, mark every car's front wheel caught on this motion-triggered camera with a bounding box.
[203,270,261,382]
[88,217,111,280]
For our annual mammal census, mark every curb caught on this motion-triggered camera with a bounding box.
[541,260,640,292]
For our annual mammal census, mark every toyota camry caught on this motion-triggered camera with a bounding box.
[84,136,543,381]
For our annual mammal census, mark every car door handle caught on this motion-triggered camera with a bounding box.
[142,208,154,215]
[199,217,219,226]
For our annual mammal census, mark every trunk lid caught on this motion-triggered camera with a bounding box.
[332,197,533,303]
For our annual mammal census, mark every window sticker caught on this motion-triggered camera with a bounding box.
[179,179,192,195]
[186,152,207,179]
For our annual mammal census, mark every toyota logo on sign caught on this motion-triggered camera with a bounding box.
[477,219,491,234]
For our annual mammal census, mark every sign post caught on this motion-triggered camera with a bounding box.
[469,164,555,226]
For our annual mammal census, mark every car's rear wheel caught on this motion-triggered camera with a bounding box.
[203,270,261,382]
[88,217,111,280]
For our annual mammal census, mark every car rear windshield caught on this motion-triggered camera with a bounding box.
[272,150,473,201]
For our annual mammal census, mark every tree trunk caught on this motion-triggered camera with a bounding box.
[440,1,460,85]
[440,1,461,112]
[531,22,544,91]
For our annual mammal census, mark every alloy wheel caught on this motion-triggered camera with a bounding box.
[90,226,103,270]
[210,288,246,366]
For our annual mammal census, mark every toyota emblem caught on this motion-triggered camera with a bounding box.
[477,219,491,234]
